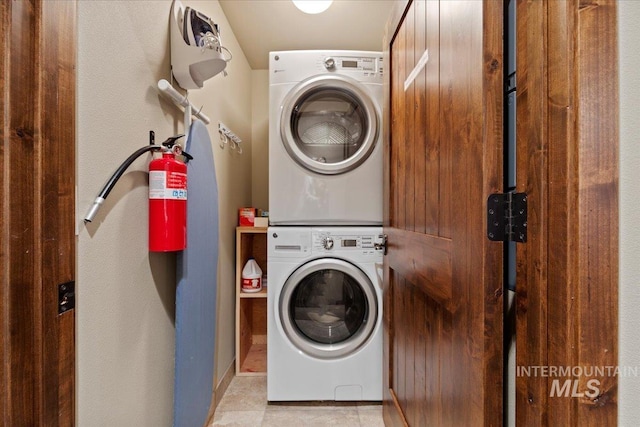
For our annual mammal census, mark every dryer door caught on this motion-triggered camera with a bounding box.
[279,258,378,359]
[280,75,379,175]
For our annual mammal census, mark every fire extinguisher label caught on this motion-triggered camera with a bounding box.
[149,171,188,200]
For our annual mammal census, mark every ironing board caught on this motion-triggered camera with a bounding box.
[174,121,219,427]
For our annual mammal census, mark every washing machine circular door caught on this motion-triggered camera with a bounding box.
[279,258,378,359]
[280,74,379,175]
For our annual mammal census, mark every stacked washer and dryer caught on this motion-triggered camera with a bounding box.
[267,50,385,402]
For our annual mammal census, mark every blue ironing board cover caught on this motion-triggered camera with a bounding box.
[174,121,219,427]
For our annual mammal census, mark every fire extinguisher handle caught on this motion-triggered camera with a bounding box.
[161,134,184,149]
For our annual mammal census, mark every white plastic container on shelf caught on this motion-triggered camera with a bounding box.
[241,258,262,293]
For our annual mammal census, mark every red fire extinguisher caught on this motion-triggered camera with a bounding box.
[83,133,192,252]
[149,145,188,252]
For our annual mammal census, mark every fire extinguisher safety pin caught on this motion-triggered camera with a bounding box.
[171,144,194,163]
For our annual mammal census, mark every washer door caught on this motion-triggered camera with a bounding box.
[279,258,378,359]
[280,74,379,175]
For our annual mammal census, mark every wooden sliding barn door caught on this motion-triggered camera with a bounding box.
[1,1,76,425]
[383,1,504,425]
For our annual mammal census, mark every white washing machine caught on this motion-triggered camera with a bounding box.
[269,50,383,225]
[267,226,384,401]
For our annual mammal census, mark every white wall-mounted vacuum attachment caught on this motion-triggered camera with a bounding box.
[170,0,231,89]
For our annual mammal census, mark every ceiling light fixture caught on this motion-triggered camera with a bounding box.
[292,0,333,14]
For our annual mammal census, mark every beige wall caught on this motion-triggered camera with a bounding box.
[619,1,640,424]
[76,1,251,425]
[251,70,269,211]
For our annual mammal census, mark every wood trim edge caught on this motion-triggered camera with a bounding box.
[206,360,236,425]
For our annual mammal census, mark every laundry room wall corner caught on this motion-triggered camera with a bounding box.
[77,1,252,426]
[251,69,270,211]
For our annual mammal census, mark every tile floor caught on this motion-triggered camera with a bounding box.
[211,376,385,427]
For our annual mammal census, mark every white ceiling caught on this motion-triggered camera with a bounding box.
[218,0,396,70]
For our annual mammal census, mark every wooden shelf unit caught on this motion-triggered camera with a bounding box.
[235,227,267,376]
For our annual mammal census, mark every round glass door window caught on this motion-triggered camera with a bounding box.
[279,258,378,359]
[280,75,379,175]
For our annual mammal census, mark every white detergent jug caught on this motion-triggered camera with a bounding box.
[241,258,262,293]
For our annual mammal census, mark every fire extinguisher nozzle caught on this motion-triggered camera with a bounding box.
[84,197,105,223]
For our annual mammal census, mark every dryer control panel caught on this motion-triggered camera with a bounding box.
[321,55,382,75]
[270,50,384,84]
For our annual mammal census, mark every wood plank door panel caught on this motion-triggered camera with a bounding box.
[515,0,618,425]
[383,1,504,426]
[1,1,76,425]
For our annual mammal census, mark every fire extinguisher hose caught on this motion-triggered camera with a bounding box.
[84,145,162,223]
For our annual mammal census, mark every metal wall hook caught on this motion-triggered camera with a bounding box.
[218,122,242,154]
[219,130,228,148]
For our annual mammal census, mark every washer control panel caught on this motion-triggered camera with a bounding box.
[269,227,384,259]
[312,231,381,256]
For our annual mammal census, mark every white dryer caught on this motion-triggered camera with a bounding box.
[269,50,383,225]
[267,227,384,401]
